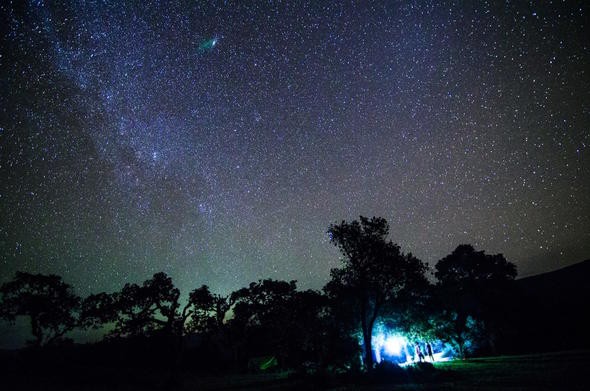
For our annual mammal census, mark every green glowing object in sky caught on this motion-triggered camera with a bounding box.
[198,37,218,52]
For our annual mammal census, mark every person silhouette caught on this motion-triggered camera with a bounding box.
[415,343,424,362]
[426,342,434,361]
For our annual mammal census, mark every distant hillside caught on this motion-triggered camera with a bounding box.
[516,259,590,302]
[511,259,590,353]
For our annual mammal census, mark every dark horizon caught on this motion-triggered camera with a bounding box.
[1,217,589,390]
[1,251,588,351]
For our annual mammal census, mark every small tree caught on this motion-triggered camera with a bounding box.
[325,216,428,370]
[109,272,181,338]
[101,273,227,382]
[228,279,298,367]
[79,292,117,330]
[430,310,485,359]
[434,244,517,357]
[0,272,80,347]
[107,273,225,339]
[185,285,229,334]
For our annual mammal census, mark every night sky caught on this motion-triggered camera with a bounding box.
[1,0,589,303]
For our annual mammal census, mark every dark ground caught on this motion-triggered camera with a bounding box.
[2,350,587,390]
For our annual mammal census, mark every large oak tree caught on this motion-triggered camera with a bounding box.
[325,216,428,370]
[434,244,517,357]
[0,272,80,347]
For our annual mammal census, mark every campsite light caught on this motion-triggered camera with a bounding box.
[369,327,453,365]
[371,330,409,363]
[384,335,406,356]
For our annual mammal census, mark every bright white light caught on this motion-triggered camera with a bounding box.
[372,332,408,363]
[369,328,453,366]
[384,335,406,356]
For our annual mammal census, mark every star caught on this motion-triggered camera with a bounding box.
[0,0,587,317]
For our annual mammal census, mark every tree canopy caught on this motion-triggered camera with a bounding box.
[0,272,80,346]
[325,216,428,369]
[0,225,528,373]
[434,244,517,357]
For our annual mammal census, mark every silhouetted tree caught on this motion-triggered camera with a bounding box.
[212,293,231,329]
[434,244,517,357]
[292,289,361,371]
[185,285,229,334]
[325,216,428,370]
[320,294,363,372]
[382,280,435,342]
[110,272,181,338]
[105,273,229,384]
[280,289,330,368]
[108,273,225,340]
[228,279,298,367]
[79,292,117,330]
[230,279,298,329]
[430,310,484,359]
[0,272,80,347]
[435,245,516,285]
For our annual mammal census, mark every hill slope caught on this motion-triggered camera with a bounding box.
[511,259,590,352]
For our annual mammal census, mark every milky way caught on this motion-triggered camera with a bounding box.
[1,1,589,302]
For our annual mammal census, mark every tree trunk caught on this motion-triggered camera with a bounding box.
[30,316,42,347]
[361,311,375,370]
[455,312,467,359]
[363,328,374,370]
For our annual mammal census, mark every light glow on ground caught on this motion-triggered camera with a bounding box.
[371,330,453,366]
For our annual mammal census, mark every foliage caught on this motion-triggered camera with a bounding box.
[185,285,228,334]
[108,272,181,338]
[435,244,517,286]
[0,223,527,376]
[227,279,298,366]
[0,272,80,346]
[230,279,298,329]
[434,244,517,357]
[79,292,117,330]
[431,311,485,358]
[93,273,228,340]
[325,216,429,370]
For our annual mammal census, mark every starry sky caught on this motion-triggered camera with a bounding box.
[1,1,589,302]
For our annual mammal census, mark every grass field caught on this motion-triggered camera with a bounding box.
[182,350,588,390]
[5,350,588,390]
[422,350,588,390]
